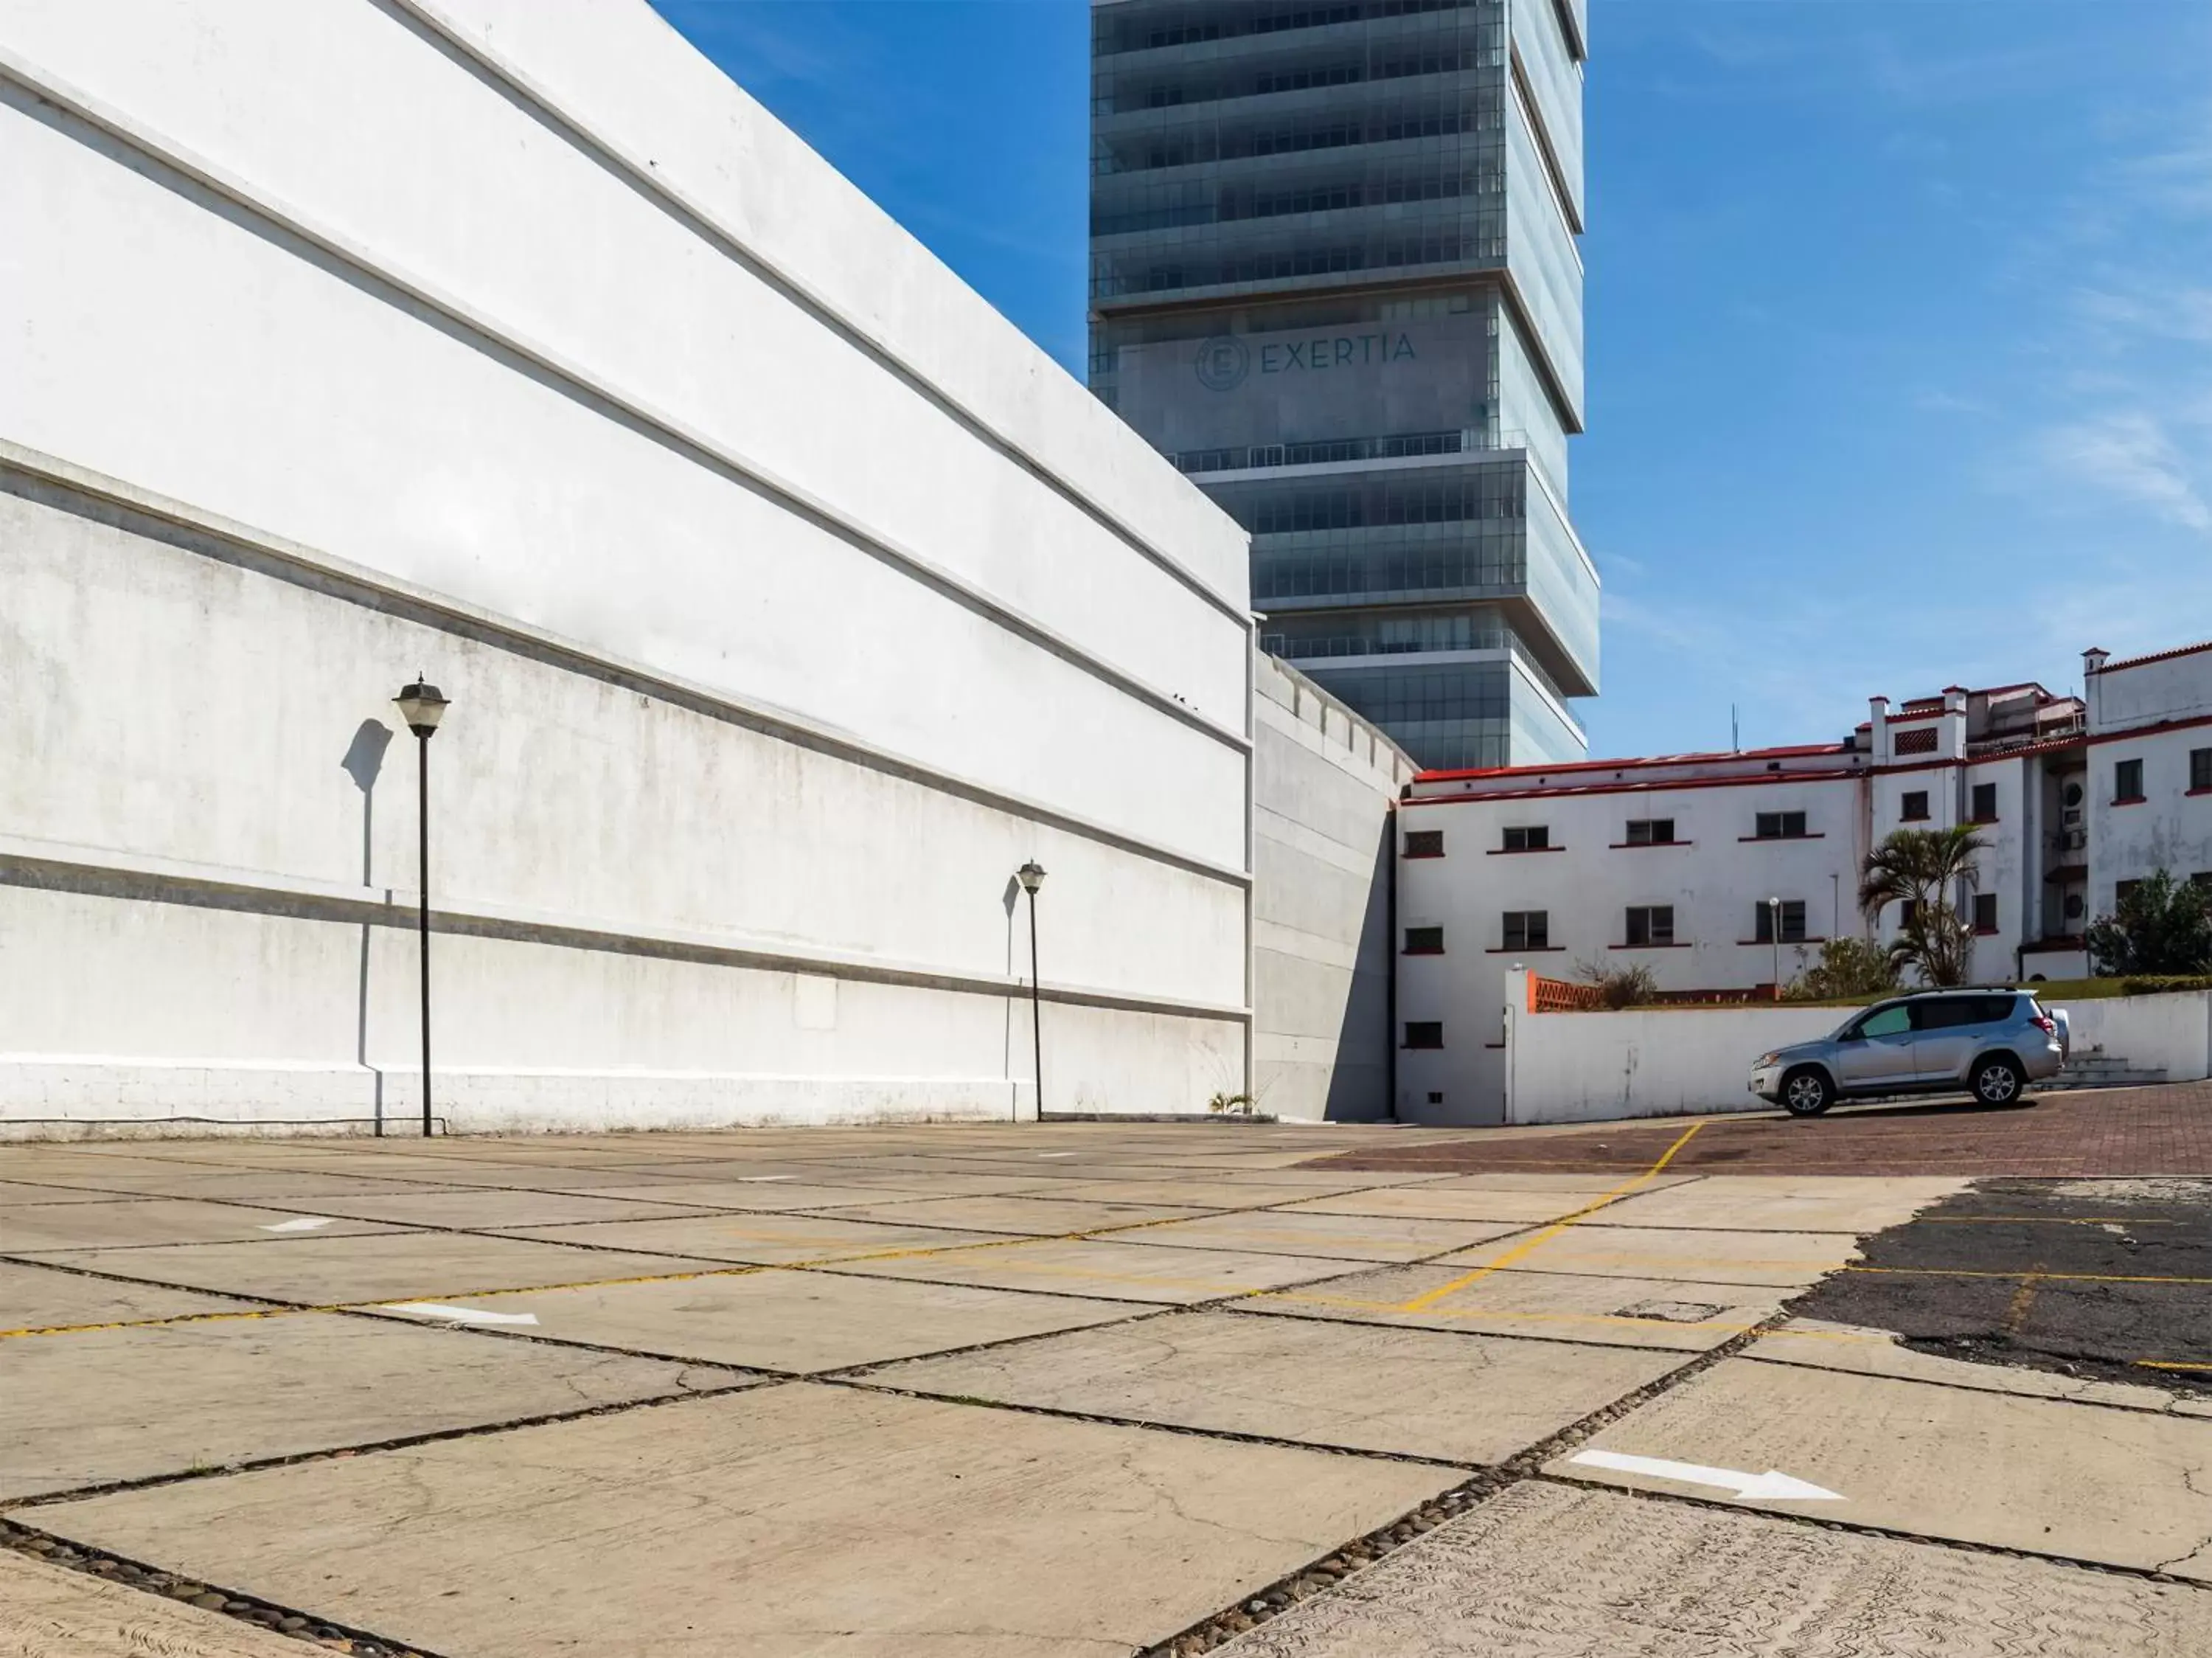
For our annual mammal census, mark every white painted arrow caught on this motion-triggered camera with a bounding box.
[259,1216,337,1233]
[380,1302,539,1328]
[1569,1449,1843,1502]
[735,1176,796,1183]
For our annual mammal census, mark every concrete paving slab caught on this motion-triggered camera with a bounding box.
[1596,1176,1969,1233]
[810,1193,1213,1235]
[29,1382,1456,1658]
[0,1312,749,1499]
[1239,1262,1784,1350]
[24,1170,466,1202]
[0,1260,259,1334]
[38,1233,727,1305]
[0,1199,404,1253]
[271,1187,731,1229]
[695,1168,1071,1196]
[831,1236,1362,1304]
[1436,1224,1860,1288]
[1279,1187,1601,1224]
[1118,1210,1524,1263]
[1042,1178,1392,1207]
[1750,1318,2212,1416]
[0,1547,315,1658]
[0,1180,185,1207]
[1207,1479,2212,1657]
[1414,1171,1705,1194]
[497,1211,1006,1264]
[578,1180,911,1211]
[1552,1357,2212,1580]
[378,1267,1140,1370]
[870,1308,1681,1462]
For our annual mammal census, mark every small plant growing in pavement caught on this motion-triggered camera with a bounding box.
[1857,825,1989,987]
[1573,958,1659,1010]
[1785,937,1901,1001]
[2087,870,2212,977]
[1207,1091,1256,1117]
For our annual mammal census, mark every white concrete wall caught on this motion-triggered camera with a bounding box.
[0,0,1256,1135]
[1495,978,2210,1127]
[1251,655,1416,1122]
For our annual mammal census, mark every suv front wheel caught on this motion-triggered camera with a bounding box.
[1781,1067,1833,1118]
[1971,1054,2025,1106]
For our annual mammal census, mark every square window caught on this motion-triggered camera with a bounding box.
[1625,906,1674,947]
[2191,748,2211,792]
[1402,1021,1444,1050]
[1899,898,1920,928]
[2116,879,2141,906]
[1403,829,1444,858]
[1971,783,1998,822]
[1900,791,1930,822]
[1502,910,1548,950]
[1753,900,1807,943]
[1625,819,1675,846]
[1972,893,1998,934]
[1403,925,1444,954]
[2115,758,2144,803]
[1754,811,1807,839]
[1501,825,1549,852]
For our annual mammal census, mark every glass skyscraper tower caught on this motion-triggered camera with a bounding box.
[1089,0,1595,769]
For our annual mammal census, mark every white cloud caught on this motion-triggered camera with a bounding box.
[2035,412,2211,533]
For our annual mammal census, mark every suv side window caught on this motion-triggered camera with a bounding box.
[1910,999,1977,1032]
[1854,1005,1910,1038]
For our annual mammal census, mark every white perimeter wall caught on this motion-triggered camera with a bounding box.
[1497,974,2211,1127]
[0,0,1256,1136]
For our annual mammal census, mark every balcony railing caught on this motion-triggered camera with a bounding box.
[1170,427,1526,474]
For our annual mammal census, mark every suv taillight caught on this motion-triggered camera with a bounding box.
[2031,1014,2056,1036]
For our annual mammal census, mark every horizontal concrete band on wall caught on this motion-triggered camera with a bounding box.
[0,448,1251,896]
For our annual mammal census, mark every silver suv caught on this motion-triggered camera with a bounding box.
[1749,989,2069,1117]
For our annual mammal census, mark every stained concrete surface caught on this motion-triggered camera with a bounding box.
[808,1193,1214,1233]
[0,1314,748,1498]
[1239,1262,1785,1351]
[1750,1319,2212,1418]
[27,1382,1458,1658]
[10,1123,2210,1658]
[0,1547,315,1658]
[0,1198,402,1252]
[37,1232,727,1304]
[1783,1177,2212,1397]
[1208,1480,2212,1657]
[1438,1224,1860,1287]
[1552,1357,2212,1579]
[373,1265,1141,1371]
[496,1210,1006,1265]
[1116,1210,1523,1263]
[870,1308,1684,1462]
[0,1260,257,1334]
[829,1235,1362,1303]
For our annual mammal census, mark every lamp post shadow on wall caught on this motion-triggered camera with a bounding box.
[394,678,451,1138]
[1016,861,1046,1123]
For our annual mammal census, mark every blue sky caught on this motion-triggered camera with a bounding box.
[650,0,2212,760]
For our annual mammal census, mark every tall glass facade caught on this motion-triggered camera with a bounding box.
[1089,0,1595,769]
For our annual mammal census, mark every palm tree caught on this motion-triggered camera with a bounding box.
[1858,825,1989,987]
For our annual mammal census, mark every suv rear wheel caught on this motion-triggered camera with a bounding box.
[1781,1067,1833,1118]
[1971,1054,2025,1106]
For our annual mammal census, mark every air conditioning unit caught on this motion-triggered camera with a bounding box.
[2059,828,2087,853]
[2061,808,2083,828]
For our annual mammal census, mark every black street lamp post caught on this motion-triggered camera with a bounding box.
[394,679,451,1138]
[1016,861,1046,1122]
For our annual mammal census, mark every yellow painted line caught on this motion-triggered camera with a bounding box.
[1394,1123,1707,1314]
[1920,1216,2183,1227]
[2002,1274,2041,1336]
[2136,1360,2212,1373]
[1844,1266,2212,1286]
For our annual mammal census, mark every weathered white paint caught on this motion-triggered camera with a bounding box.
[1251,656,1416,1121]
[0,1,1259,1137]
[2056,993,2212,1084]
[2084,645,2212,920]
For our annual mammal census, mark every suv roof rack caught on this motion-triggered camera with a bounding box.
[1899,984,2023,996]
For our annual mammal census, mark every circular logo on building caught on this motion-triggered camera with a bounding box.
[1192,336,1250,392]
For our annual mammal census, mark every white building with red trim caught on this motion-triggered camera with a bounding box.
[1394,639,2212,1124]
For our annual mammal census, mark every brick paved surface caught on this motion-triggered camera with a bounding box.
[1313,1082,2212,1178]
